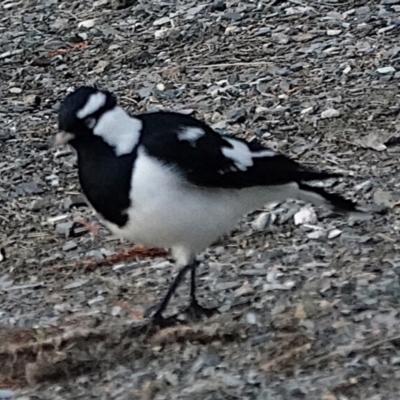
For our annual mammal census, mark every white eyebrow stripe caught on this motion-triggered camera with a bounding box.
[77,92,107,119]
[177,127,205,143]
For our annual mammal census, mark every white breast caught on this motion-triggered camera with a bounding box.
[106,147,303,265]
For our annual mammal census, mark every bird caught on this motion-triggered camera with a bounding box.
[54,86,359,326]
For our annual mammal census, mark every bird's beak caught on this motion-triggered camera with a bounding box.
[51,132,75,147]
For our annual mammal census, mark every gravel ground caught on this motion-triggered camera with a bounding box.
[1,0,400,399]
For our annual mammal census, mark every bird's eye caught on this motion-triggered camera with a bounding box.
[85,117,96,129]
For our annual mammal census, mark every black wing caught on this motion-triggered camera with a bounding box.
[138,112,339,189]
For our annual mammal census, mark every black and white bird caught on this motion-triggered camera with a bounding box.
[54,86,359,325]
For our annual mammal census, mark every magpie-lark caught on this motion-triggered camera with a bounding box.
[54,86,359,325]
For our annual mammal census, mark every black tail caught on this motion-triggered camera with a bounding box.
[296,169,342,183]
[298,182,358,212]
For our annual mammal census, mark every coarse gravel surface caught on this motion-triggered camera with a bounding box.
[1,0,400,399]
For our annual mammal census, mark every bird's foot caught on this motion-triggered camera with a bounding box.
[151,312,181,328]
[128,313,180,337]
[143,299,217,332]
[143,303,182,330]
[182,299,218,320]
[75,218,100,237]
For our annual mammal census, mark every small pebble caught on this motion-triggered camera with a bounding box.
[211,0,226,11]
[56,221,74,236]
[307,230,326,240]
[9,87,22,94]
[248,333,273,346]
[328,228,342,239]
[252,212,270,231]
[78,19,96,28]
[376,66,396,74]
[62,240,78,251]
[216,281,239,291]
[85,250,104,260]
[246,312,257,324]
[226,107,246,122]
[111,306,122,316]
[214,246,225,255]
[391,357,400,365]
[327,29,342,36]
[245,249,255,257]
[223,11,242,21]
[321,108,340,119]
[63,278,89,290]
[153,16,171,26]
[294,207,317,225]
[88,295,105,306]
[192,351,220,372]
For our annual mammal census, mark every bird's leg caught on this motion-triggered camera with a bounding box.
[75,218,100,238]
[184,260,218,319]
[150,261,194,326]
[149,260,218,327]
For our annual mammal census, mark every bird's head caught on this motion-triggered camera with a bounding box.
[54,86,117,146]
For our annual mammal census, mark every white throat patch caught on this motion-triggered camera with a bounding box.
[77,92,107,119]
[93,106,143,156]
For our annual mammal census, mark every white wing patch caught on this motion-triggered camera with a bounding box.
[222,138,276,171]
[177,127,205,145]
[222,138,254,171]
[93,106,143,156]
[77,92,107,119]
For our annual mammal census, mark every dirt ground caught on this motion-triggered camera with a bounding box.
[1,0,400,399]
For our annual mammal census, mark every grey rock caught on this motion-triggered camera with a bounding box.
[321,108,340,118]
[29,198,52,211]
[153,16,171,26]
[223,12,242,21]
[226,108,247,122]
[248,333,273,346]
[62,240,78,251]
[376,66,396,74]
[211,0,226,11]
[216,281,239,291]
[15,181,40,194]
[252,212,270,231]
[63,278,90,290]
[85,250,104,259]
[56,221,74,237]
[40,253,63,266]
[138,86,153,98]
[192,351,221,372]
[63,194,88,209]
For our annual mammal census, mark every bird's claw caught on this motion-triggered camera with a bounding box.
[183,299,218,320]
[144,299,217,331]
